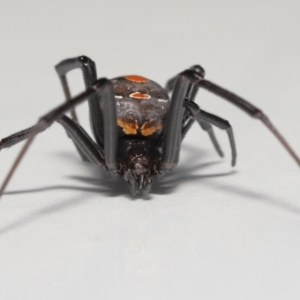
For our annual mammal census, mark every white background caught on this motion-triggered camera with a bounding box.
[0,1,300,299]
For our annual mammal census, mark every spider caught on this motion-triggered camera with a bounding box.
[0,55,299,196]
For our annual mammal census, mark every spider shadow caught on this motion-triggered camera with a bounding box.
[0,147,228,236]
[68,160,233,199]
[2,143,300,235]
[4,145,231,200]
[64,144,235,199]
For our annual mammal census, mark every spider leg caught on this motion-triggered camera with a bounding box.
[170,67,300,167]
[0,120,104,162]
[181,109,224,157]
[0,126,35,150]
[184,100,236,166]
[167,66,300,167]
[158,73,190,173]
[196,74,300,167]
[1,56,100,160]
[181,112,195,140]
[57,115,105,168]
[0,78,118,197]
[159,71,227,174]
[165,65,205,93]
[159,69,238,174]
[197,119,224,157]
[166,67,224,157]
[55,56,104,149]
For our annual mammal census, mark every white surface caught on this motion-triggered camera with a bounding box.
[0,1,300,299]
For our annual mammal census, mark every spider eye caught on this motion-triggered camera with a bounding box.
[128,155,150,175]
[136,157,146,163]
[131,163,146,174]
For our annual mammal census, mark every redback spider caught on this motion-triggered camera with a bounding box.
[0,56,299,196]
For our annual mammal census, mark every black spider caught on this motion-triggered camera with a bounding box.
[0,56,299,196]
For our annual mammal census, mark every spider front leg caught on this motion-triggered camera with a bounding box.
[159,71,236,175]
[0,78,118,197]
[169,67,300,167]
[158,73,190,173]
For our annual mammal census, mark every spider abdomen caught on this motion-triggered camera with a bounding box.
[112,75,170,138]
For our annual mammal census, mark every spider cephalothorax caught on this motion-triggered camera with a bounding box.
[0,55,299,197]
[118,139,161,195]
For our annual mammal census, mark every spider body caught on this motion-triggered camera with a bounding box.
[111,75,171,194]
[0,55,299,197]
[112,75,169,138]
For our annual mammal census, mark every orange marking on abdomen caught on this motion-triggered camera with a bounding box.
[129,92,151,100]
[141,120,162,136]
[117,118,138,135]
[124,75,149,83]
